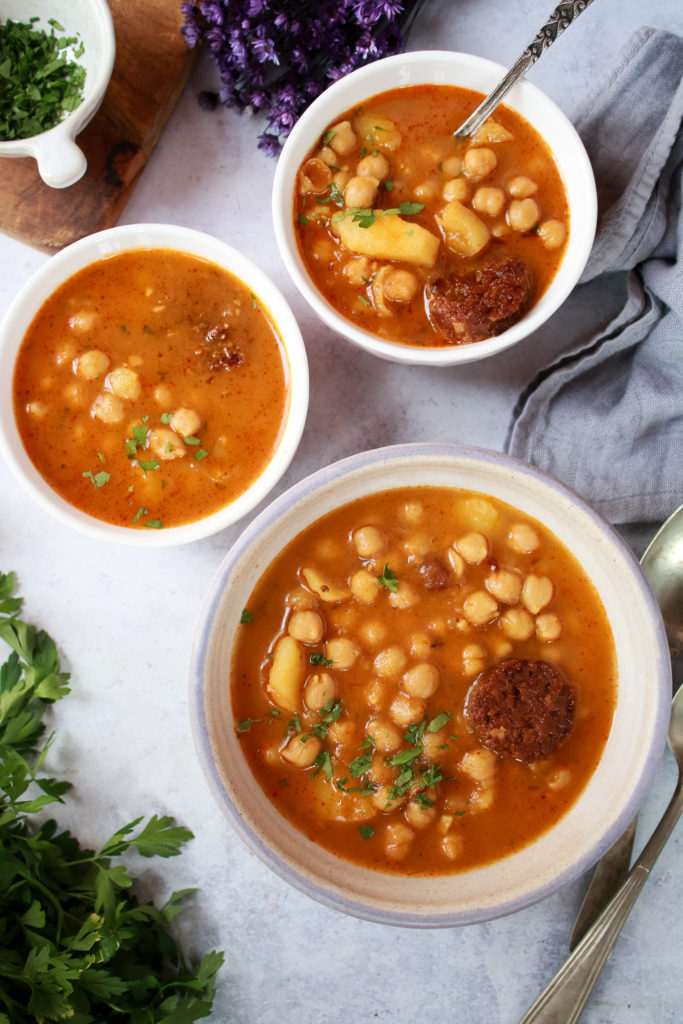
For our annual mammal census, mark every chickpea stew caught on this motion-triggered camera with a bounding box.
[231,487,617,876]
[294,84,570,348]
[12,248,290,530]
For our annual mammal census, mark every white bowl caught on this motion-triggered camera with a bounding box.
[0,0,115,188]
[0,223,309,546]
[190,443,670,926]
[272,50,597,366]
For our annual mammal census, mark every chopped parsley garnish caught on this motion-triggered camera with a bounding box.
[388,745,422,767]
[427,711,453,732]
[310,651,334,666]
[194,449,208,460]
[311,751,333,780]
[311,699,342,739]
[137,458,159,472]
[184,435,201,445]
[358,825,375,840]
[236,718,261,734]
[298,213,308,225]
[240,608,254,624]
[132,506,148,524]
[82,469,110,488]
[322,128,335,146]
[287,713,302,735]
[349,744,374,778]
[144,520,163,530]
[331,200,424,230]
[160,411,173,424]
[377,563,398,592]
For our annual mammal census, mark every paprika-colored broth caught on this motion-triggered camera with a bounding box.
[231,487,616,876]
[13,248,290,530]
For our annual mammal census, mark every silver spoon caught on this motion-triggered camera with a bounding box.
[518,684,683,1024]
[569,505,683,948]
[454,0,598,139]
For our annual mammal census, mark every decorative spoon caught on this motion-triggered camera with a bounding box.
[454,0,598,139]
[569,505,683,948]
[517,682,683,1023]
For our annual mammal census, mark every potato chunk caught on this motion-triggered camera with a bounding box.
[438,200,491,257]
[355,114,402,151]
[302,567,350,603]
[267,635,304,712]
[471,118,514,144]
[332,212,439,267]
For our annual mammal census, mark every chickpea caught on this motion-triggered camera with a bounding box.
[317,145,337,166]
[373,786,404,814]
[442,177,470,202]
[304,672,336,711]
[75,349,110,380]
[538,219,567,249]
[147,427,186,461]
[441,154,463,176]
[344,256,371,287]
[521,574,554,615]
[333,169,351,192]
[421,729,449,761]
[154,385,173,407]
[68,310,96,331]
[401,500,423,525]
[384,821,414,860]
[171,407,202,437]
[500,606,535,641]
[471,787,494,811]
[383,268,419,302]
[374,645,407,678]
[536,612,563,643]
[388,582,419,609]
[299,157,332,193]
[414,179,438,200]
[459,747,497,785]
[463,147,497,180]
[107,366,141,401]
[286,587,320,612]
[353,525,386,559]
[507,175,538,198]
[547,768,572,791]
[357,152,389,179]
[344,174,378,208]
[350,569,379,604]
[359,619,387,648]
[55,342,76,365]
[62,382,84,405]
[485,568,522,604]
[508,522,541,554]
[27,400,48,418]
[327,719,356,748]
[472,186,506,217]
[507,198,540,233]
[92,393,124,424]
[463,591,498,627]
[281,732,323,769]
[442,833,465,861]
[402,662,440,699]
[288,610,325,644]
[369,752,393,786]
[326,636,359,669]
[409,631,432,659]
[461,496,500,530]
[389,693,426,727]
[462,642,487,677]
[455,531,488,565]
[328,119,357,155]
[405,798,437,829]
[367,717,402,752]
[446,547,466,578]
[402,531,431,559]
[364,677,385,708]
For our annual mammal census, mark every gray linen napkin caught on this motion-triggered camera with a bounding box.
[506,26,683,524]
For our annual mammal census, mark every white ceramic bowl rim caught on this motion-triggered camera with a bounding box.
[0,223,309,546]
[189,442,671,927]
[272,50,597,367]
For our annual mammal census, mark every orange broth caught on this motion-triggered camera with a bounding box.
[231,487,617,876]
[12,249,290,530]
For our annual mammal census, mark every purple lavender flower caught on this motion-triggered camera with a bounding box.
[181,0,424,154]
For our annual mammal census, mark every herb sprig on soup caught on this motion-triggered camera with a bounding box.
[294,84,569,348]
[231,487,616,876]
[12,249,290,529]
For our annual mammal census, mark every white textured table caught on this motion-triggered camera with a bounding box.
[1,2,682,1022]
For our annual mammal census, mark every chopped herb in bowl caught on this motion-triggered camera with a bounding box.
[0,17,86,140]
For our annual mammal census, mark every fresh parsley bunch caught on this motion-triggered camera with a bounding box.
[181,0,426,154]
[0,571,223,1024]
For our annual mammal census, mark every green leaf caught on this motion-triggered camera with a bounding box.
[377,563,398,592]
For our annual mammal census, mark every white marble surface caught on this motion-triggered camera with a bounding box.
[1,1,682,1021]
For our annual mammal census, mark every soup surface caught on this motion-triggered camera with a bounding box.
[231,487,616,876]
[294,84,569,348]
[13,248,290,530]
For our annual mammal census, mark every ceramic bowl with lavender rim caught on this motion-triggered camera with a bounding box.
[272,50,597,367]
[0,0,115,188]
[0,223,309,547]
[189,443,670,927]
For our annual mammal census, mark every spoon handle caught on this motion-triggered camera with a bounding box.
[517,779,683,1024]
[454,0,598,138]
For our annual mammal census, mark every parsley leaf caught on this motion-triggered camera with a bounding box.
[377,563,398,592]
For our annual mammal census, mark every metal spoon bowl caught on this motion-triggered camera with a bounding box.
[454,0,598,139]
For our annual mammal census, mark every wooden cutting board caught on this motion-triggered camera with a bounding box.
[0,0,197,253]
